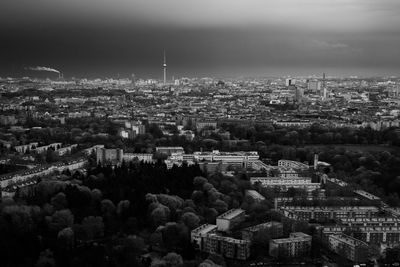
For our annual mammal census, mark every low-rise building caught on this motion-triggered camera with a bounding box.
[14,142,39,153]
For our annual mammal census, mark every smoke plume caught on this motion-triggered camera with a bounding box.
[26,66,60,73]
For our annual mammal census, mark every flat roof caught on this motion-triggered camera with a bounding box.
[217,209,245,220]
[191,224,218,235]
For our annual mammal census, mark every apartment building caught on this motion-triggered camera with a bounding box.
[241,221,283,241]
[191,224,250,260]
[204,234,250,260]
[278,160,309,170]
[323,225,400,245]
[269,232,312,258]
[250,177,320,192]
[123,153,153,163]
[328,234,369,262]
[96,148,124,165]
[216,209,246,232]
[190,224,218,250]
[155,146,184,156]
[281,206,379,221]
[339,217,400,228]
[245,190,266,203]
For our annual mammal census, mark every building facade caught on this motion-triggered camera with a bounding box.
[328,234,369,262]
[96,148,124,165]
[216,209,246,232]
[269,232,312,258]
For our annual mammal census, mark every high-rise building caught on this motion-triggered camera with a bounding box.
[131,73,136,87]
[295,87,304,103]
[308,80,321,92]
[321,73,328,100]
[285,78,295,87]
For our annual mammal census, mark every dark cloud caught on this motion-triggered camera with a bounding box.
[0,0,399,78]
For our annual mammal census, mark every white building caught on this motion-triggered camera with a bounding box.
[216,209,246,232]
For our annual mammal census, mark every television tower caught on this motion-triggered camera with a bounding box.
[163,49,167,84]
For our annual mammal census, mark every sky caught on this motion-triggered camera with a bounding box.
[0,0,400,79]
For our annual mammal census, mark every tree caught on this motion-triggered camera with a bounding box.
[101,199,116,215]
[77,216,104,241]
[193,176,208,189]
[213,199,228,214]
[203,208,218,224]
[181,212,200,230]
[162,222,189,249]
[199,259,222,267]
[117,200,131,219]
[48,209,74,233]
[252,229,272,256]
[151,204,171,227]
[163,252,183,267]
[36,249,56,267]
[157,194,184,211]
[50,192,68,210]
[57,227,74,249]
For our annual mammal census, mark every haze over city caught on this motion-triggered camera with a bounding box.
[1,0,400,78]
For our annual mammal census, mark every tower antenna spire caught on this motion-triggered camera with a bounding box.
[163,49,167,85]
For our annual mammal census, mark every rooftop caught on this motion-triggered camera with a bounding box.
[217,209,245,220]
[191,224,218,235]
[330,234,368,247]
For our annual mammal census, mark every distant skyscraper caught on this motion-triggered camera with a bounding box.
[163,49,167,84]
[321,73,329,100]
[285,78,295,87]
[131,73,136,87]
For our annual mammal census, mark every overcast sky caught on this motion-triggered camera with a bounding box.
[1,0,399,78]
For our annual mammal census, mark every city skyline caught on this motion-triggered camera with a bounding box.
[1,0,400,78]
